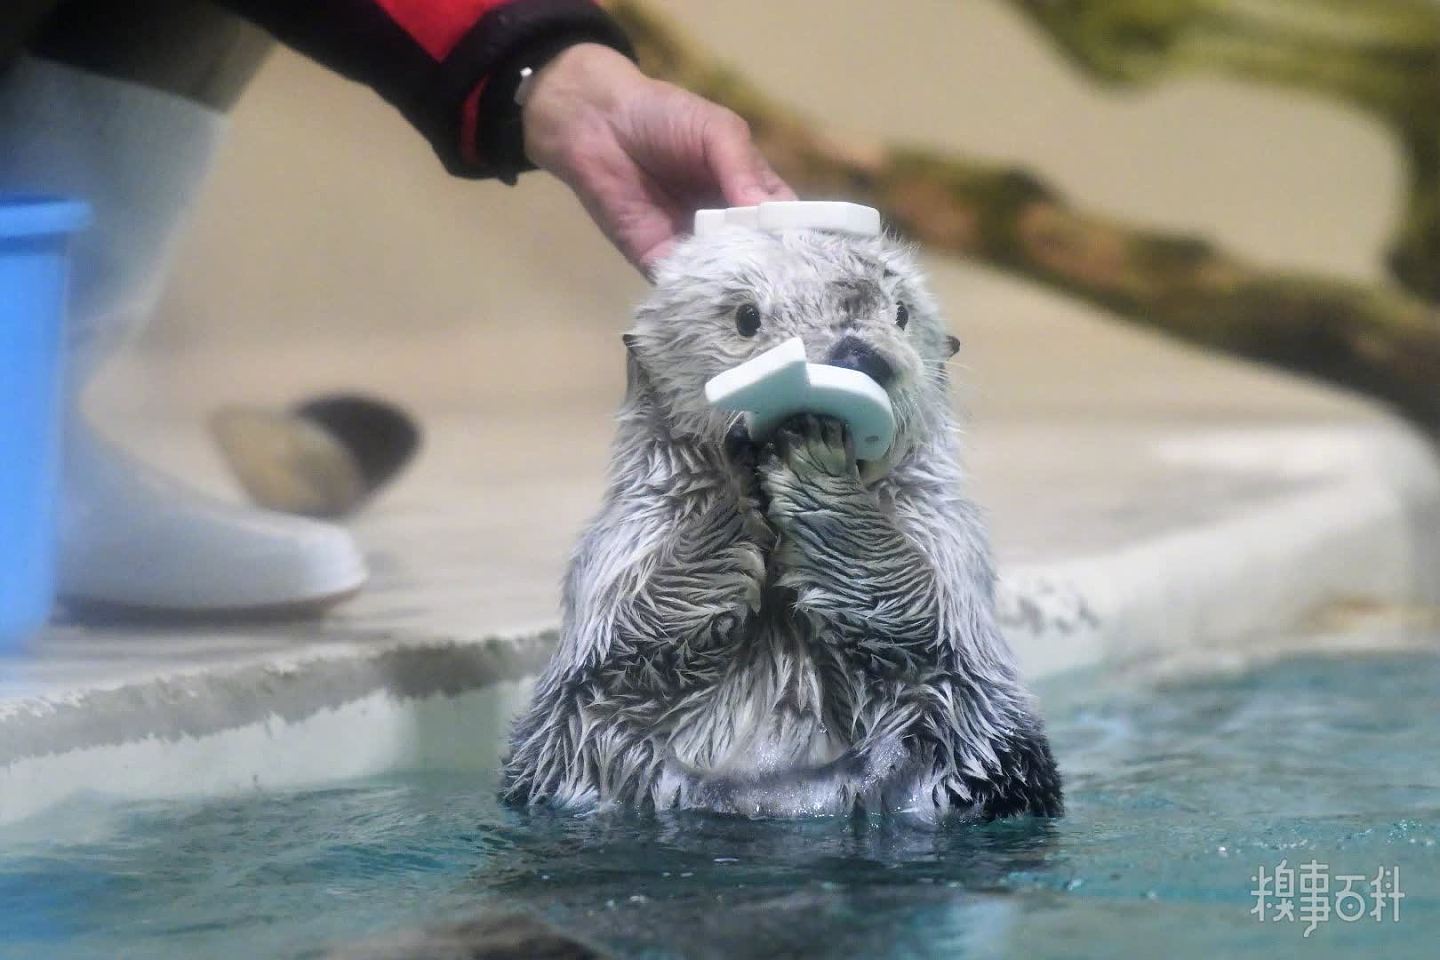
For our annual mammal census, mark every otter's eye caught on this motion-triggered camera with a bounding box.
[735,302,762,338]
[895,302,910,330]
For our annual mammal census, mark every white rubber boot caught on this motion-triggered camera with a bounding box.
[0,58,366,615]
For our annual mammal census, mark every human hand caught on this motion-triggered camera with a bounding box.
[521,43,795,274]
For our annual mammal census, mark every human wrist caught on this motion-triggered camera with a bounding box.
[470,4,635,183]
[521,43,646,168]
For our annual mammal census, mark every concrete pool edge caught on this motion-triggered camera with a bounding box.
[0,634,552,824]
[2,422,1438,826]
[1001,423,1440,678]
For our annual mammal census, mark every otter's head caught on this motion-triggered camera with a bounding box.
[624,226,960,470]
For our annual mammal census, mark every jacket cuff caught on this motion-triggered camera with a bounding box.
[441,0,634,182]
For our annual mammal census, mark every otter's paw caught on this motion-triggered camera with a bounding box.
[723,421,763,476]
[773,414,857,481]
[758,415,856,518]
[721,426,779,552]
[935,737,1065,822]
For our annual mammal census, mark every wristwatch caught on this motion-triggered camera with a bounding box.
[481,36,594,183]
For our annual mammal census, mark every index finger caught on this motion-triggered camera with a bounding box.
[702,112,796,206]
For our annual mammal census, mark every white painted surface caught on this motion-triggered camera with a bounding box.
[1002,425,1440,677]
[1,680,533,826]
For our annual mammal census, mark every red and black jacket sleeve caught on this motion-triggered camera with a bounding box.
[219,0,634,182]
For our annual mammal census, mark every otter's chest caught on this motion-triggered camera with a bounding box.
[670,601,849,776]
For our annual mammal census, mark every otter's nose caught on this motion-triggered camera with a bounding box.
[826,336,896,387]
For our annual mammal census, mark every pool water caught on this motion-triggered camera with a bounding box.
[2,650,1436,959]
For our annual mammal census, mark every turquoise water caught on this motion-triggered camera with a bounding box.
[1,650,1437,959]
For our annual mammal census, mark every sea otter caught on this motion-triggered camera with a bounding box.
[503,220,1062,823]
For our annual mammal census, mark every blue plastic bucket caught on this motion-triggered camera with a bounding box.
[0,195,90,653]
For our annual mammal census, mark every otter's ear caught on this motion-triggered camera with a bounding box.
[945,335,961,359]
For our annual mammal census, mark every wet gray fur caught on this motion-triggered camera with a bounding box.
[503,226,1062,823]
